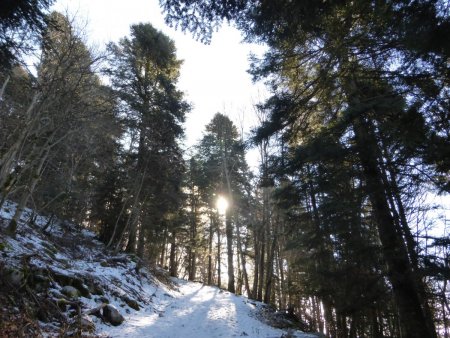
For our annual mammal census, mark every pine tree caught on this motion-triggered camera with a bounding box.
[161,1,450,335]
[195,113,249,292]
[106,23,188,266]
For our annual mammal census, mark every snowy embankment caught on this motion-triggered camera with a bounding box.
[0,201,317,338]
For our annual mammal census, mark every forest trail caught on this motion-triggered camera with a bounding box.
[100,280,314,338]
[1,201,315,338]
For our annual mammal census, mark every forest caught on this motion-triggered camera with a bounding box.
[1,0,450,337]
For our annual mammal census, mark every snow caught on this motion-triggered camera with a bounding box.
[98,280,314,338]
[1,201,316,338]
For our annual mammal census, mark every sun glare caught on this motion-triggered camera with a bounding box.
[216,196,229,215]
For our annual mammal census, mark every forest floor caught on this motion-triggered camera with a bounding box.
[0,201,318,338]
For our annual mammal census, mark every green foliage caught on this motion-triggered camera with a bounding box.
[102,22,188,259]
[0,0,54,69]
[161,0,449,335]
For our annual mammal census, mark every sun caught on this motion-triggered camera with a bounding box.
[216,195,229,215]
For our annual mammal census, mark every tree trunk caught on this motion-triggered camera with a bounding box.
[323,298,336,338]
[114,171,146,254]
[126,216,138,253]
[221,141,235,293]
[352,115,436,338]
[235,215,250,296]
[169,230,177,277]
[137,222,145,258]
[252,226,260,299]
[217,220,221,288]
[276,244,286,310]
[106,195,129,248]
[371,308,382,338]
[263,226,277,304]
[225,209,235,293]
[160,225,168,267]
[0,94,39,204]
[208,213,214,285]
[257,229,265,301]
[6,135,52,236]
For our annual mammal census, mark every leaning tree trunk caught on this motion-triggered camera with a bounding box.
[0,94,39,209]
[6,129,67,236]
[352,114,436,338]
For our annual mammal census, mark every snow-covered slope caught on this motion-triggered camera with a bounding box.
[0,202,317,338]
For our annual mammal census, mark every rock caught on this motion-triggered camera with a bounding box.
[103,304,124,326]
[53,272,91,298]
[98,296,109,304]
[88,282,104,296]
[124,297,140,311]
[61,285,80,299]
[76,283,91,298]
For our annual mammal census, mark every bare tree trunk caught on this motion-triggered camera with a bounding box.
[252,225,260,299]
[217,222,222,288]
[264,224,277,304]
[236,246,242,294]
[207,213,214,285]
[188,194,198,281]
[160,224,168,267]
[169,229,177,277]
[257,230,265,301]
[221,144,235,293]
[6,129,63,235]
[113,170,146,254]
[371,308,382,338]
[277,244,286,310]
[0,94,39,207]
[126,221,137,252]
[235,214,250,296]
[225,209,235,293]
[137,222,146,258]
[0,75,10,100]
[106,196,129,248]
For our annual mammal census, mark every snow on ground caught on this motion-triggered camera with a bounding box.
[99,279,316,338]
[1,202,317,337]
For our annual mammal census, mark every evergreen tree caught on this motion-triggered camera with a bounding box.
[106,23,189,267]
[195,113,249,292]
[161,1,450,336]
[0,0,54,69]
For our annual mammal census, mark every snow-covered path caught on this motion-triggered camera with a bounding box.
[99,280,314,338]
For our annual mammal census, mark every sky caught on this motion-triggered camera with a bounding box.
[52,0,266,168]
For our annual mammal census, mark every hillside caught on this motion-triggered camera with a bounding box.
[0,202,318,338]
